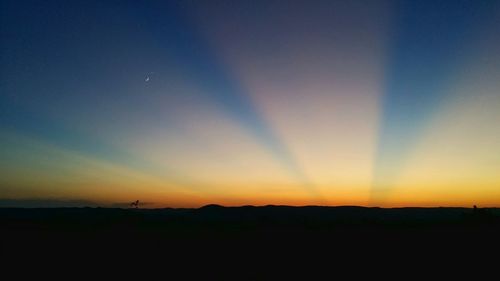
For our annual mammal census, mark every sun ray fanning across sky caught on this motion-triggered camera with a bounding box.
[190,0,390,205]
[1,0,499,208]
[371,0,500,205]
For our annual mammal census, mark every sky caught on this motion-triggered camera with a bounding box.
[1,0,499,208]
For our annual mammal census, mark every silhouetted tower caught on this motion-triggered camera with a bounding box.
[130,200,139,209]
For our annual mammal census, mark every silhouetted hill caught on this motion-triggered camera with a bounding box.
[2,205,499,276]
[1,205,499,231]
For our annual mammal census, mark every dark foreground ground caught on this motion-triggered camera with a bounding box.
[2,205,500,277]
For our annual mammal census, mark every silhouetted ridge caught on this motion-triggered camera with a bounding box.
[199,204,224,210]
[1,206,499,231]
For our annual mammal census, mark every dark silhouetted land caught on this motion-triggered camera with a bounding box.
[2,205,500,276]
[2,205,499,231]
[2,205,500,247]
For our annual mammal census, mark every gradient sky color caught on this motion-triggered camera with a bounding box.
[1,0,499,208]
